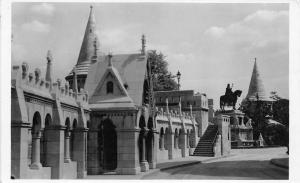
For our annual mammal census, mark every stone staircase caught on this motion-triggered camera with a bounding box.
[193,125,219,157]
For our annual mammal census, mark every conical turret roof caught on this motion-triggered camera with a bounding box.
[68,6,99,77]
[245,59,269,101]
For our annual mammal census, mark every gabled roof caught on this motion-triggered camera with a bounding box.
[85,53,148,107]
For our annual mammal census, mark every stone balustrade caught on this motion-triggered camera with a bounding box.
[155,107,195,125]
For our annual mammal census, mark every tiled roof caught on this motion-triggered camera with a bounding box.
[245,60,270,101]
[85,53,147,106]
[67,6,99,78]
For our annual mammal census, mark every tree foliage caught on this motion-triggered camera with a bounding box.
[270,91,289,127]
[147,50,178,91]
[241,91,289,147]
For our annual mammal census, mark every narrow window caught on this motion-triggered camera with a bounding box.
[106,81,113,94]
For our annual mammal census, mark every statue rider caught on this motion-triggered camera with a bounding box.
[225,83,233,96]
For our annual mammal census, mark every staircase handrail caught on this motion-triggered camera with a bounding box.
[211,127,219,145]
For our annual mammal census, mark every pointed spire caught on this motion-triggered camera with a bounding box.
[73,67,78,93]
[77,5,99,65]
[245,58,268,101]
[45,50,53,82]
[141,34,146,55]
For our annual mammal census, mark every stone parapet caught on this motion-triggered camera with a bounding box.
[12,63,89,105]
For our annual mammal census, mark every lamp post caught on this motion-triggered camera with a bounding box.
[176,70,181,90]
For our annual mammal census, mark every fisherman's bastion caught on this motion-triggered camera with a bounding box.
[11,6,273,179]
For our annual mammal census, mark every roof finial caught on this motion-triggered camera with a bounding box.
[108,52,113,67]
[45,50,53,82]
[47,50,53,63]
[141,34,146,55]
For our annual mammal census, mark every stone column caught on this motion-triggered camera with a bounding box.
[30,131,42,169]
[148,130,158,169]
[87,128,102,175]
[11,123,31,178]
[72,128,88,178]
[168,131,174,159]
[140,130,149,172]
[64,130,71,163]
[181,132,187,157]
[45,125,65,179]
[116,128,141,175]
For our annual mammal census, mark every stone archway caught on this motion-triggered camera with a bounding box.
[41,113,51,166]
[98,118,117,171]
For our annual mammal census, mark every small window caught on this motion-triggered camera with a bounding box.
[106,81,113,94]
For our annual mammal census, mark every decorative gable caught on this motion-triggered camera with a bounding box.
[92,67,129,98]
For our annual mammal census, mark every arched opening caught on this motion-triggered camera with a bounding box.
[174,129,178,149]
[179,129,183,149]
[41,114,51,166]
[164,127,168,150]
[98,118,117,171]
[29,112,42,169]
[64,118,71,163]
[106,81,114,94]
[159,127,164,149]
[138,116,146,163]
[71,119,77,160]
[146,130,153,163]
[189,129,195,148]
[186,129,190,148]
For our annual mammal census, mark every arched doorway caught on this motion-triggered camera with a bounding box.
[41,114,51,166]
[98,118,117,171]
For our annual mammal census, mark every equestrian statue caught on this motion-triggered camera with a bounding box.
[220,83,242,110]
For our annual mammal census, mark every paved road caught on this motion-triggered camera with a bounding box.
[142,147,289,180]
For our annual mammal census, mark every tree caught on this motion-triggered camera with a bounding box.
[270,92,289,127]
[147,50,178,91]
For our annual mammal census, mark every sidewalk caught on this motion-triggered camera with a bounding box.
[85,155,230,179]
[270,157,289,169]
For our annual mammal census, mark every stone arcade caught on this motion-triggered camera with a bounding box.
[11,6,232,179]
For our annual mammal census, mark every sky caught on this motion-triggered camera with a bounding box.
[12,3,289,108]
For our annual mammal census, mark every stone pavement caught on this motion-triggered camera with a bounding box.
[270,158,289,169]
[85,155,229,179]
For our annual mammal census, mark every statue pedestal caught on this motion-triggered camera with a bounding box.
[215,110,254,148]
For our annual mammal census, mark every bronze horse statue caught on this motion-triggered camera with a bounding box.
[220,90,242,110]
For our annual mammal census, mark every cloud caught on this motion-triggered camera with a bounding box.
[204,10,288,50]
[96,24,142,53]
[12,43,27,63]
[21,20,50,33]
[199,9,289,102]
[204,26,225,38]
[31,3,55,16]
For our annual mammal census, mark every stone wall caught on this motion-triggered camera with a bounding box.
[11,63,90,179]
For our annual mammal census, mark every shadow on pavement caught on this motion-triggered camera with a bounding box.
[155,160,289,180]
